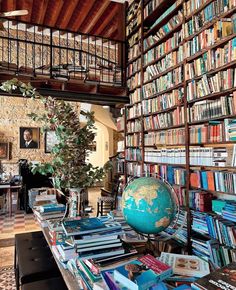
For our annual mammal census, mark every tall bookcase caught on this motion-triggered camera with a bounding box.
[125,0,236,264]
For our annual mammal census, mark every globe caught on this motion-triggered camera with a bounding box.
[122,177,177,234]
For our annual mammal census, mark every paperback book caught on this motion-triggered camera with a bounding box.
[159,253,210,278]
[114,254,172,290]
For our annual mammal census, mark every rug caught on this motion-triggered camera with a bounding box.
[0,266,16,290]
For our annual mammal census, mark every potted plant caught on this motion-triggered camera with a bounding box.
[0,78,110,215]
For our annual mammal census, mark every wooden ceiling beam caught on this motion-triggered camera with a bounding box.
[69,0,96,32]
[56,0,80,30]
[32,0,49,24]
[43,0,64,28]
[90,4,119,36]
[109,28,119,41]
[65,0,84,31]
[1,0,15,13]
[82,0,111,34]
[105,26,118,40]
[16,0,32,22]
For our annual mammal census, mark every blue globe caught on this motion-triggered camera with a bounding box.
[122,177,176,234]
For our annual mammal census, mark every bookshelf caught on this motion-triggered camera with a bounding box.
[124,0,236,262]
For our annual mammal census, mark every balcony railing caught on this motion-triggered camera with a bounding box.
[0,18,125,87]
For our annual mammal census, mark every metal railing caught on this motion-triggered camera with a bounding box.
[0,18,125,87]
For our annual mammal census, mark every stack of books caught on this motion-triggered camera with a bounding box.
[34,203,66,225]
[61,217,128,261]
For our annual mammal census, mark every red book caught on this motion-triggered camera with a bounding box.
[207,171,215,191]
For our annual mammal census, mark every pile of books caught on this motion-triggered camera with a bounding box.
[34,203,66,226]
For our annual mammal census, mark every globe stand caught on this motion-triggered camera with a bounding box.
[143,235,161,257]
[122,173,188,256]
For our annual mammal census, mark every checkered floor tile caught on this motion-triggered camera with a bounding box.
[0,210,40,236]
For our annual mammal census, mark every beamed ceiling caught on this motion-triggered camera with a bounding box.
[0,0,125,41]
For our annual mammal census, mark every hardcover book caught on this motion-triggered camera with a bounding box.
[77,246,125,260]
[114,254,172,290]
[62,217,121,236]
[159,252,210,278]
[192,262,236,290]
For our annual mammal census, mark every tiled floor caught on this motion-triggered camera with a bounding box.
[0,187,101,268]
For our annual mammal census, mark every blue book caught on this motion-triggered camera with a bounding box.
[150,282,168,290]
[174,285,192,290]
[39,203,66,213]
[62,217,121,236]
[200,171,208,190]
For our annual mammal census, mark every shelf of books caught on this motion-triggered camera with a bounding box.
[125,0,144,182]
[124,0,236,265]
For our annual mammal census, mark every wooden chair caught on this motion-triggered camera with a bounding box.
[96,177,120,216]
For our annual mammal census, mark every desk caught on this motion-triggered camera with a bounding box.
[41,226,82,290]
[0,183,21,216]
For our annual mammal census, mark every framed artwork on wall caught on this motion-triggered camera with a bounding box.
[45,130,59,153]
[0,142,9,160]
[19,127,40,149]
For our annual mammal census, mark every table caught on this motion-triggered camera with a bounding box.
[0,183,22,216]
[41,225,82,290]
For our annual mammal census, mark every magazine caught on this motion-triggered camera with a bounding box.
[159,252,210,278]
[192,262,236,290]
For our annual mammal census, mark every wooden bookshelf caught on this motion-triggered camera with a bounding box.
[124,0,236,260]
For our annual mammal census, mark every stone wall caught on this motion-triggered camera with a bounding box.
[0,95,80,175]
[0,27,118,69]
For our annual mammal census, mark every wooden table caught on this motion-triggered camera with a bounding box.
[40,225,83,290]
[0,183,22,216]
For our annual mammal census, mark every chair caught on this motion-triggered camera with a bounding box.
[96,176,120,216]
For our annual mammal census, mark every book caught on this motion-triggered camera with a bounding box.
[77,246,125,260]
[101,269,127,290]
[76,241,122,253]
[159,253,210,278]
[75,238,121,250]
[93,243,138,267]
[47,218,63,231]
[114,254,172,290]
[62,217,121,236]
[150,282,168,289]
[121,230,148,243]
[192,262,236,290]
[39,203,66,213]
[174,285,192,290]
[72,228,123,245]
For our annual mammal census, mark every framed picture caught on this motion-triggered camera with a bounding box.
[45,130,59,153]
[20,127,40,149]
[0,142,9,160]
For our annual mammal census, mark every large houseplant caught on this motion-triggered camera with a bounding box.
[0,79,109,199]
